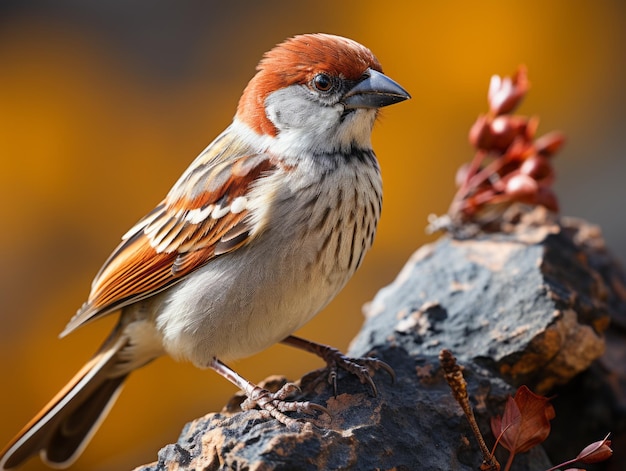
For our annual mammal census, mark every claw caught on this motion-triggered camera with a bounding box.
[358,357,396,385]
[363,372,378,397]
[355,357,395,396]
[296,401,329,416]
[376,359,396,384]
[327,366,338,395]
[328,354,395,397]
[281,335,396,398]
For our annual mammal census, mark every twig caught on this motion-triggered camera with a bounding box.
[439,349,500,471]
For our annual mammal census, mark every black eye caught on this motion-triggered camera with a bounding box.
[312,73,333,92]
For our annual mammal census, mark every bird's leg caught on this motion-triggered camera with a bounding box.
[281,335,395,396]
[209,358,327,426]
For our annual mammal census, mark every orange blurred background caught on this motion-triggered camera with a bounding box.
[1,2,625,470]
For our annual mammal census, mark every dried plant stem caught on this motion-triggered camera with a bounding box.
[439,349,500,471]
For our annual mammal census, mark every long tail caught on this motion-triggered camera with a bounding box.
[0,331,129,469]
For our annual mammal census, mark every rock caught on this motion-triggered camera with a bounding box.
[135,210,625,470]
[136,357,549,471]
[351,211,611,394]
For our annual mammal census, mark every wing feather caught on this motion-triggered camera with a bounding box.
[61,150,277,337]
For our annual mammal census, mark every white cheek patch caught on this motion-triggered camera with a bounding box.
[266,89,337,134]
[264,85,373,156]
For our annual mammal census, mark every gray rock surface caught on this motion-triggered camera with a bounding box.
[135,211,625,470]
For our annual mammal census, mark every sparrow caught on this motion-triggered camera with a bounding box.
[0,33,410,469]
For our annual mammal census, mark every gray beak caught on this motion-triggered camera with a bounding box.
[343,68,411,109]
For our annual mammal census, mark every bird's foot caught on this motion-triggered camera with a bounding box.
[281,336,395,396]
[240,382,328,426]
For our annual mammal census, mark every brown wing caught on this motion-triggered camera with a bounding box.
[61,151,277,337]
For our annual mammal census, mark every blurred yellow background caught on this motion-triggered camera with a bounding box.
[1,1,624,470]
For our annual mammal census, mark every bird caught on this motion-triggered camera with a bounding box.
[0,33,410,469]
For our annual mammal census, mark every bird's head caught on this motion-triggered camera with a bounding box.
[235,33,410,157]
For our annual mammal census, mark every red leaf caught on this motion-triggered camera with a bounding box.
[577,434,613,464]
[491,385,555,455]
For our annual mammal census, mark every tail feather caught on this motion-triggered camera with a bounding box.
[0,333,128,470]
[43,376,126,467]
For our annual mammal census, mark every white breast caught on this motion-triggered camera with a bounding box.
[155,152,382,367]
